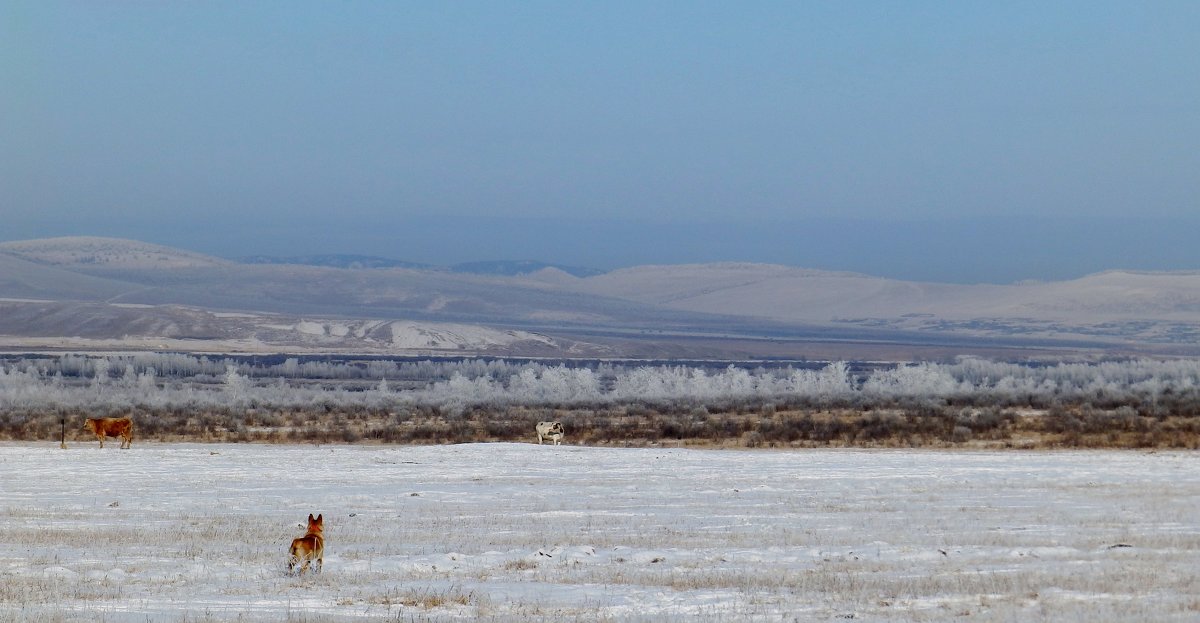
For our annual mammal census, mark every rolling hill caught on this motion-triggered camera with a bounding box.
[1,237,1198,358]
[569,263,1200,323]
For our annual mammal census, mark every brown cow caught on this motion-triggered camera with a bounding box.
[84,416,133,449]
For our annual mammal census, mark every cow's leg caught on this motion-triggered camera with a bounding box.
[97,435,104,449]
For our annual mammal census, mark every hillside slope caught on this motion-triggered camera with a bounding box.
[2,237,1198,356]
[0,236,230,269]
[0,253,144,302]
[571,263,1200,326]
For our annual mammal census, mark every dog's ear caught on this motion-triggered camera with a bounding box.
[315,514,323,522]
[308,513,315,522]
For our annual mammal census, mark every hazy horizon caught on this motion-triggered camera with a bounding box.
[4,3,1197,285]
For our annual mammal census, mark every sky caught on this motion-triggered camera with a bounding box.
[2,1,1198,283]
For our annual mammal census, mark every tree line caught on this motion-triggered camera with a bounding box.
[3,354,1200,413]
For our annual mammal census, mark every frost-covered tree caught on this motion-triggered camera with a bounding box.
[4,353,1200,414]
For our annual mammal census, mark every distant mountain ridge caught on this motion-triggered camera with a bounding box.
[238,254,435,271]
[450,260,603,278]
[236,254,603,277]
[2,236,1200,358]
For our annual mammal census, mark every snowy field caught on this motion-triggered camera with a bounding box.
[1,443,1197,622]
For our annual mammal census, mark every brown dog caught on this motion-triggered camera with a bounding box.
[83,417,133,449]
[288,513,324,575]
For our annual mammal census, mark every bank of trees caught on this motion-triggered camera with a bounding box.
[4,354,1200,447]
[3,354,1200,414]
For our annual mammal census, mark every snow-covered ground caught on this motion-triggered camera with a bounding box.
[1,443,1197,622]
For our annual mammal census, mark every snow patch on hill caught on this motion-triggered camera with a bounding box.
[386,321,557,350]
[265,318,557,350]
[524,266,582,286]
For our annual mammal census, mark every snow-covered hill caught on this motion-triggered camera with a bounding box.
[0,252,142,301]
[571,263,1200,322]
[2,237,1199,356]
[0,299,597,357]
[0,236,230,269]
[574,263,945,320]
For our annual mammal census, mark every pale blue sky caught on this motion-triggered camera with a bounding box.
[2,2,1198,282]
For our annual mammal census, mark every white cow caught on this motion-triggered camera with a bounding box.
[536,421,565,445]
